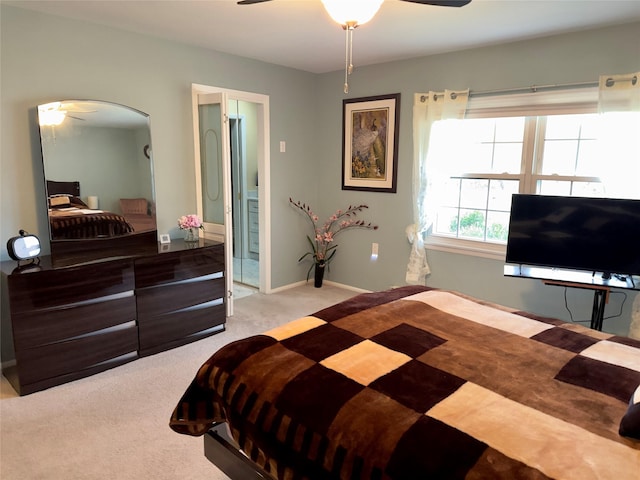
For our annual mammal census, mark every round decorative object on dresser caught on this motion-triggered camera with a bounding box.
[7,230,40,262]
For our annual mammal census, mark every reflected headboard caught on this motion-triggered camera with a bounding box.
[46,180,80,197]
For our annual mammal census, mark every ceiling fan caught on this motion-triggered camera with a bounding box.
[237,0,472,92]
[238,1,471,6]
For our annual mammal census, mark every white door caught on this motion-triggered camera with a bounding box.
[194,92,234,314]
[192,85,271,316]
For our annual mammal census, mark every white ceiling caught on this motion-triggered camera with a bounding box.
[6,0,640,74]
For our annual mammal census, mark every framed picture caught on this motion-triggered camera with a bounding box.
[159,234,171,244]
[342,93,400,193]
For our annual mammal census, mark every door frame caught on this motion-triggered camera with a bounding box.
[191,84,272,315]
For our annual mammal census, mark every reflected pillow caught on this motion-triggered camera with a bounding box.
[49,195,70,208]
[619,384,640,439]
[49,195,89,209]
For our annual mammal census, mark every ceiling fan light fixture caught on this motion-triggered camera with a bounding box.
[38,102,66,126]
[321,0,384,27]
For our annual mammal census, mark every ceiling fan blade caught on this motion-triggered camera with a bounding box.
[400,0,471,6]
[237,0,273,4]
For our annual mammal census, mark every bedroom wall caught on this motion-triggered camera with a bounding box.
[2,4,639,338]
[0,4,317,280]
[311,21,640,336]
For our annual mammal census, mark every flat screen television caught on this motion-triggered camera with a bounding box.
[505,194,640,278]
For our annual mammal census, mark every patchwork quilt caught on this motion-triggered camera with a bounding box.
[170,286,640,479]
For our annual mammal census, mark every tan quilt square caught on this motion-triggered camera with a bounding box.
[321,340,411,385]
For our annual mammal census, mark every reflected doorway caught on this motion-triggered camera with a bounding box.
[229,112,259,289]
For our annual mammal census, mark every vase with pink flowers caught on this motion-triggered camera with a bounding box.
[178,214,204,243]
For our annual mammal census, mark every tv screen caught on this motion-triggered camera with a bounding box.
[505,194,640,277]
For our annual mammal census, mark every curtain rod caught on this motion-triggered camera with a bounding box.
[422,81,597,103]
[470,80,598,98]
[421,75,638,102]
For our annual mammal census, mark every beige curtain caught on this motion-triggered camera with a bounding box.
[406,90,469,284]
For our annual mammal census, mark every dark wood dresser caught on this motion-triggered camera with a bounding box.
[0,239,225,395]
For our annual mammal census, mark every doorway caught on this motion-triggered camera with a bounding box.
[192,84,271,315]
[229,111,259,289]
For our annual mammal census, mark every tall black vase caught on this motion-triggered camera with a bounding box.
[314,263,325,288]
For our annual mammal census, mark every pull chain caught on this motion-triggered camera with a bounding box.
[343,21,358,94]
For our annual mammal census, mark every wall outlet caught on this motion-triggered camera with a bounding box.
[371,242,379,260]
[279,141,286,153]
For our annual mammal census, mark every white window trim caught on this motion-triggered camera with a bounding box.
[423,86,601,260]
[425,234,506,261]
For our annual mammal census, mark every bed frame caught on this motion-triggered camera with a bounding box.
[204,423,272,480]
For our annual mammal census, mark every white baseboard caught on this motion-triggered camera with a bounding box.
[267,279,370,295]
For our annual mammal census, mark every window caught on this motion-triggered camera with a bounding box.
[424,95,640,259]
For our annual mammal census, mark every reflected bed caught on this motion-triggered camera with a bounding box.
[46,180,133,239]
[170,286,640,479]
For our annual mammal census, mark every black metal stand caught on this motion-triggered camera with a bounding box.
[590,288,608,331]
[541,280,610,331]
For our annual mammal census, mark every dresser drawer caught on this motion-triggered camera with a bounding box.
[136,275,225,318]
[135,244,224,289]
[12,294,136,351]
[7,259,134,313]
[138,302,226,356]
[15,324,138,386]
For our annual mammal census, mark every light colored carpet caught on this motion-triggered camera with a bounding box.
[0,284,356,480]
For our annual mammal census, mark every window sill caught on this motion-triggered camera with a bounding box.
[424,235,506,261]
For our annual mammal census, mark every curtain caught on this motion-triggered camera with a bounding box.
[406,90,469,284]
[597,72,640,199]
[598,72,640,112]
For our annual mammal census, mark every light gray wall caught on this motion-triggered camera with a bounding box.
[0,4,317,289]
[2,4,639,336]
[312,21,640,336]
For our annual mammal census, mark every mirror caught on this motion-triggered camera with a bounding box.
[37,100,157,258]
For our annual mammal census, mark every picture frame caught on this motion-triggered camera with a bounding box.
[159,234,171,244]
[342,93,400,193]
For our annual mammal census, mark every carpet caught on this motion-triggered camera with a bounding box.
[0,284,355,480]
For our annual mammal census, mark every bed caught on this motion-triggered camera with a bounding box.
[170,286,640,479]
[46,180,134,239]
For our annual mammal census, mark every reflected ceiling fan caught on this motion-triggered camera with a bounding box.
[237,0,472,92]
[38,101,97,126]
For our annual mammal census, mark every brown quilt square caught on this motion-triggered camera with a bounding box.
[313,285,430,322]
[371,323,447,358]
[555,355,640,402]
[370,359,466,413]
[282,324,364,362]
[531,327,599,353]
[386,415,487,478]
[325,388,422,478]
[275,363,364,435]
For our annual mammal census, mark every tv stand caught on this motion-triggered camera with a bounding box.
[504,264,640,331]
[541,279,609,331]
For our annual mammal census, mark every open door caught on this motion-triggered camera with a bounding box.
[194,92,234,314]
[192,85,271,316]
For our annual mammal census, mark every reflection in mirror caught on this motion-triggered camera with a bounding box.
[38,100,156,252]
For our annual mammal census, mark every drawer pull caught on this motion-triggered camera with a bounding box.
[168,298,224,314]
